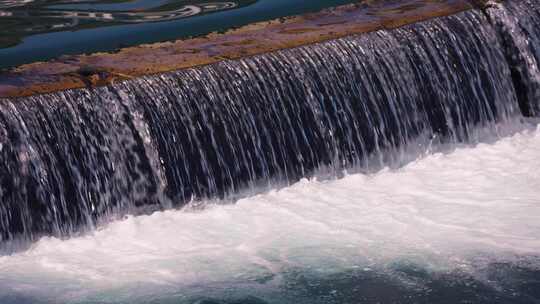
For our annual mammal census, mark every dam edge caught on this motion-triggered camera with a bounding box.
[0,0,491,99]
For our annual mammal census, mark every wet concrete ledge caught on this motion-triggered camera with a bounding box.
[0,0,486,99]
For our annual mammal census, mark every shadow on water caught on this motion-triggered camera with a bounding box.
[274,261,540,304]
[2,260,539,304]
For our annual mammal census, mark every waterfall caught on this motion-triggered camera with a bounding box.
[487,0,540,116]
[0,6,536,246]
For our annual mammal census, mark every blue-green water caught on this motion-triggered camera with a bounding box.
[0,0,356,69]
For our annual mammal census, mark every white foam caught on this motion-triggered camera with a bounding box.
[1,124,540,302]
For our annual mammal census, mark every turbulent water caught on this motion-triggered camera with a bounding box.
[0,122,539,304]
[1,0,540,302]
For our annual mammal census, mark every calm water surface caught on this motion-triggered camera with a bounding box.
[0,0,357,69]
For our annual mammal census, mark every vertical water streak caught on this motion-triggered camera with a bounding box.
[0,88,163,245]
[0,9,521,244]
[123,10,518,205]
[486,0,540,116]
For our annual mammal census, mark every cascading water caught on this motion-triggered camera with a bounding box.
[0,8,527,247]
[487,0,540,116]
[125,9,517,202]
[0,90,165,244]
[1,1,540,303]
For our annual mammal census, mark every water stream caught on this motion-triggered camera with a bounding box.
[0,0,540,302]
